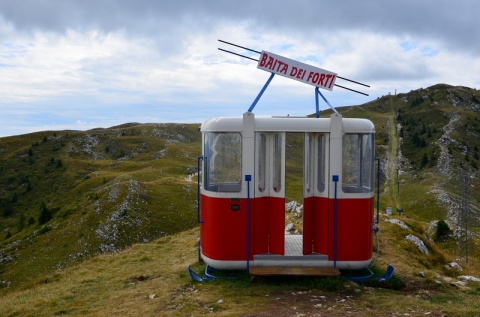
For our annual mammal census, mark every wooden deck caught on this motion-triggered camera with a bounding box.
[249,266,341,277]
[249,234,340,277]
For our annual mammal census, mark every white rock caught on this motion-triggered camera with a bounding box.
[386,219,410,230]
[286,201,298,212]
[285,223,294,231]
[457,275,480,283]
[445,262,463,271]
[405,234,429,255]
[427,220,439,233]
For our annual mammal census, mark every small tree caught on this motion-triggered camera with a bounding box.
[18,210,25,231]
[28,216,35,225]
[434,220,452,242]
[420,123,426,135]
[420,138,426,147]
[38,202,52,225]
[2,200,13,217]
[420,153,429,168]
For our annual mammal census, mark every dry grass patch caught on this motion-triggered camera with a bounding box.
[1,225,480,316]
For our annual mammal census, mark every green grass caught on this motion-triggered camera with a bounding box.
[0,123,201,288]
[1,226,479,316]
[1,84,480,315]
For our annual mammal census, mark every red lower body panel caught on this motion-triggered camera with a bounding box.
[201,194,373,263]
[200,195,284,261]
[304,196,374,261]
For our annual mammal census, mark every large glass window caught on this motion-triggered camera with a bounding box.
[317,134,326,192]
[272,134,282,193]
[204,132,242,192]
[305,134,314,193]
[342,133,374,193]
[303,133,315,195]
[257,133,267,193]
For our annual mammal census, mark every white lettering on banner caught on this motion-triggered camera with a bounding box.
[257,51,337,91]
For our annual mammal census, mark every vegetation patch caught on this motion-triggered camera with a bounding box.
[0,84,479,315]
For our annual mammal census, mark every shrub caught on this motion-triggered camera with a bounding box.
[2,200,13,217]
[38,202,52,225]
[434,220,451,242]
[420,153,429,168]
[38,225,51,235]
[18,211,25,231]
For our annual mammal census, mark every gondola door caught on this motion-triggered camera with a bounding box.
[253,132,285,255]
[303,133,329,255]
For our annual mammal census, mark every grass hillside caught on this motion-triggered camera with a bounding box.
[0,84,479,316]
[0,224,479,316]
[340,84,480,222]
[1,123,201,288]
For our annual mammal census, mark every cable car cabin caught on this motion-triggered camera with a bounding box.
[197,112,375,271]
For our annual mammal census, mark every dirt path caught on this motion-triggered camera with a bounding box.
[385,106,400,209]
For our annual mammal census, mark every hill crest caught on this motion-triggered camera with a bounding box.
[1,83,479,298]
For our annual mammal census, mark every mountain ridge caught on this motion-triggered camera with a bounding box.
[1,83,479,305]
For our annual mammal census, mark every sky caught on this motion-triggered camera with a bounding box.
[0,0,479,137]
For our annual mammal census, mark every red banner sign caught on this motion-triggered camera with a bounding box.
[257,51,337,91]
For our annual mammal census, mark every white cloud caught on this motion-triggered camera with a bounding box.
[0,1,479,136]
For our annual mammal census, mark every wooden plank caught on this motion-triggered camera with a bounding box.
[249,266,341,277]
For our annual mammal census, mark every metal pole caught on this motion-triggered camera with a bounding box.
[315,87,320,118]
[333,175,339,268]
[245,174,252,273]
[333,84,369,96]
[197,156,204,224]
[217,48,259,62]
[316,89,339,114]
[218,39,262,54]
[248,73,275,112]
[336,76,370,87]
[375,158,380,224]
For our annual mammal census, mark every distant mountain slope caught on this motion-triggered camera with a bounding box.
[0,123,201,288]
[371,84,479,219]
[1,83,479,291]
